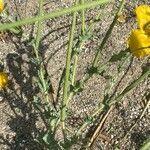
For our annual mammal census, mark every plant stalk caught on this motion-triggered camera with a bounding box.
[61,0,79,132]
[80,0,86,34]
[0,0,110,31]
[76,68,150,135]
[92,0,125,67]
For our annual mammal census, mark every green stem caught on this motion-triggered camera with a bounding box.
[105,54,132,96]
[76,54,131,136]
[92,0,125,67]
[56,9,101,107]
[66,42,84,106]
[67,3,86,103]
[61,0,79,132]
[34,0,44,80]
[34,0,48,100]
[71,55,78,86]
[109,68,150,105]
[80,0,86,34]
[76,68,150,135]
[76,104,104,135]
[34,0,43,60]
[0,0,110,31]
[67,39,85,105]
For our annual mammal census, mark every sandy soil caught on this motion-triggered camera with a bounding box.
[0,0,150,149]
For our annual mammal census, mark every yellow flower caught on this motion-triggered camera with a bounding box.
[0,0,4,13]
[136,5,150,31]
[0,72,8,89]
[128,5,150,58]
[128,29,150,58]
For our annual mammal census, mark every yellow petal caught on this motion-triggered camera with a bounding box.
[136,5,150,32]
[0,0,4,13]
[0,72,8,89]
[128,29,150,58]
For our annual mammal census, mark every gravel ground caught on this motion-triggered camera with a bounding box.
[0,0,150,150]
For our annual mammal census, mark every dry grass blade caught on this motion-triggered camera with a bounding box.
[87,106,114,148]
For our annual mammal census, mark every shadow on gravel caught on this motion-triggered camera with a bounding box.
[130,130,150,149]
[0,27,45,149]
[0,11,76,149]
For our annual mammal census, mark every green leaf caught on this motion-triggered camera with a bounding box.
[102,94,110,111]
[87,64,107,76]
[103,75,113,80]
[87,66,99,76]
[117,53,131,72]
[37,81,44,92]
[72,47,82,55]
[9,27,23,36]
[85,116,94,124]
[70,80,83,94]
[42,130,60,150]
[110,49,129,62]
[79,31,92,42]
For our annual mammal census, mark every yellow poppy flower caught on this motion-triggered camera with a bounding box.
[128,29,150,58]
[0,72,8,89]
[128,5,150,58]
[136,5,150,33]
[0,0,4,13]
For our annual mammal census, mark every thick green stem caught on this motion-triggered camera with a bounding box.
[61,0,79,132]
[92,0,125,67]
[0,0,110,31]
